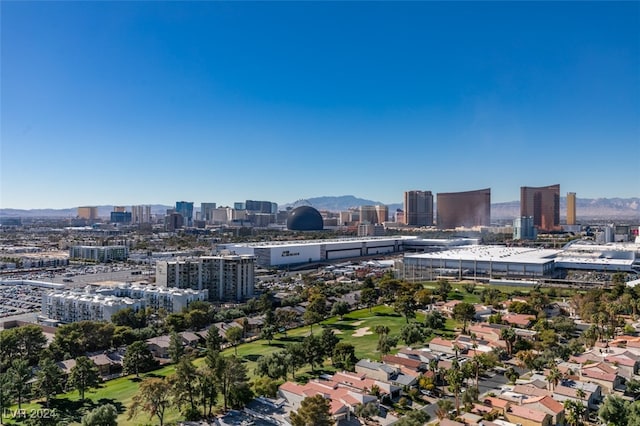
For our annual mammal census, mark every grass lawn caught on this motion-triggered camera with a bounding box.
[2,304,451,425]
[1,365,184,426]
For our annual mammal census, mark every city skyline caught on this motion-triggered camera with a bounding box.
[2,2,638,209]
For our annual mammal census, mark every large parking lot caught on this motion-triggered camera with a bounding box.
[0,284,46,318]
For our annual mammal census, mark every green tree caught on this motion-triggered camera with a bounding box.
[0,371,12,422]
[205,325,223,354]
[289,394,333,426]
[462,282,477,294]
[360,287,378,313]
[545,367,562,392]
[70,356,101,401]
[112,325,137,347]
[252,376,279,398]
[564,399,586,426]
[260,324,276,345]
[435,399,455,420]
[627,401,640,426]
[436,280,452,302]
[169,331,184,364]
[332,342,358,371]
[393,294,417,323]
[376,333,398,356]
[7,359,32,410]
[286,343,307,379]
[128,377,172,426]
[50,321,115,360]
[303,334,326,372]
[255,352,289,381]
[0,325,47,368]
[446,360,464,416]
[185,309,209,331]
[320,327,340,358]
[208,353,252,411]
[195,364,218,418]
[123,341,157,377]
[34,358,63,408]
[226,326,243,356]
[424,310,446,330]
[111,307,145,328]
[303,293,327,333]
[331,301,350,320]
[401,322,425,346]
[599,394,628,426]
[354,401,379,420]
[170,355,199,418]
[394,410,430,426]
[165,313,188,332]
[452,302,476,334]
[500,327,517,356]
[81,404,118,426]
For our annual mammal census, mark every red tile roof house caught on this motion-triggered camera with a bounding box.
[331,371,399,398]
[504,403,553,426]
[429,336,465,356]
[278,378,378,423]
[468,323,503,342]
[604,352,640,380]
[579,363,623,394]
[482,396,511,413]
[521,395,565,425]
[441,300,463,317]
[381,354,424,372]
[502,313,536,328]
[511,384,550,398]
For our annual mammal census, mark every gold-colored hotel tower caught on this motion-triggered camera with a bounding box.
[567,192,576,225]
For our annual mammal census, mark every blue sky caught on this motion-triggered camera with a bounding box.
[2,1,638,209]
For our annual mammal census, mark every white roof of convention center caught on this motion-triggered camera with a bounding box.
[225,236,417,248]
[405,246,560,264]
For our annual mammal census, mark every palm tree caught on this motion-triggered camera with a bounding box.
[500,327,517,357]
[576,388,587,420]
[564,399,585,426]
[446,361,464,416]
[545,367,562,391]
[435,399,454,420]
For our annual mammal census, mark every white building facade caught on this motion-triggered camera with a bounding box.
[69,245,129,262]
[41,284,208,323]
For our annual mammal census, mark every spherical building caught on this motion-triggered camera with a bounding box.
[287,206,324,231]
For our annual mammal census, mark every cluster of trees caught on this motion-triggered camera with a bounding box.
[255,327,356,380]
[572,282,640,345]
[0,354,102,415]
[128,346,252,425]
[598,394,640,426]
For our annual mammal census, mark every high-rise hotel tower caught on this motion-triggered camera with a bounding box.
[520,184,560,232]
[566,192,576,225]
[403,190,434,227]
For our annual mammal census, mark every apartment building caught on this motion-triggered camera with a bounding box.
[68,245,129,262]
[155,255,255,302]
[41,284,208,323]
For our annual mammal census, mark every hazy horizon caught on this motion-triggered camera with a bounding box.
[1,193,638,213]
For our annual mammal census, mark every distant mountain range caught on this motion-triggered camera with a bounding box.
[1,196,639,220]
[286,195,640,220]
